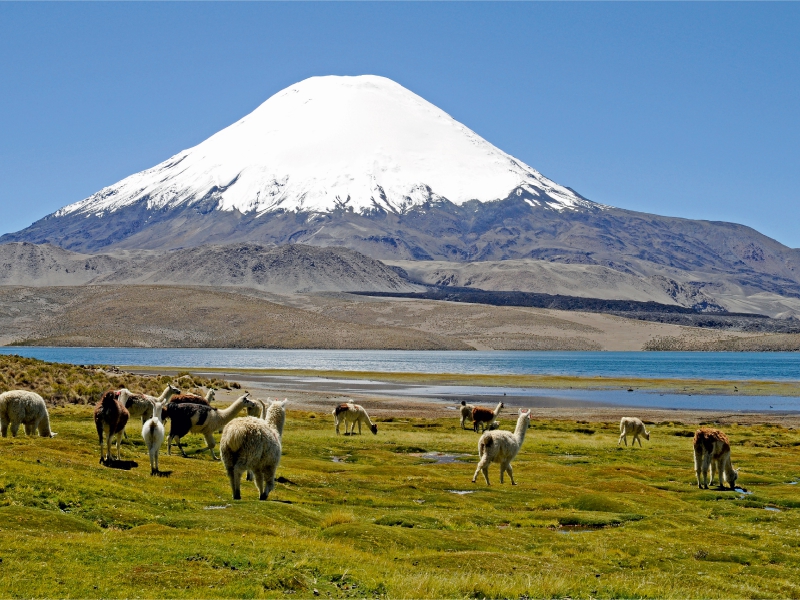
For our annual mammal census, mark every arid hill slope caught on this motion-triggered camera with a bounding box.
[0,242,420,293]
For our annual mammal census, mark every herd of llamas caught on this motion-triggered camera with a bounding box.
[0,385,740,500]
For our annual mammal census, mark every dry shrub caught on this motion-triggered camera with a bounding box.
[0,354,235,405]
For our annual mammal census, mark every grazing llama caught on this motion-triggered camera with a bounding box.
[693,428,739,489]
[220,399,288,500]
[618,417,650,447]
[472,408,531,486]
[333,402,377,435]
[0,390,56,438]
[472,401,504,433]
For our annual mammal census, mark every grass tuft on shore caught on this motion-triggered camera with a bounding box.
[0,355,234,405]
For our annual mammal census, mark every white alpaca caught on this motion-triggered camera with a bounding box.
[166,392,257,459]
[0,390,56,438]
[618,417,650,447]
[142,401,166,475]
[221,399,288,500]
[460,401,475,430]
[333,402,377,435]
[245,398,270,481]
[472,408,531,486]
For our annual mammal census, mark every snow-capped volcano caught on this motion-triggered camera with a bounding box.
[56,75,595,218]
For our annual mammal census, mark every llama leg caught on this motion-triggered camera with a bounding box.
[694,447,704,488]
[204,432,218,460]
[711,459,720,488]
[700,453,712,489]
[473,457,491,485]
[115,433,123,460]
[10,420,21,437]
[0,417,7,437]
[24,422,34,436]
[618,430,625,445]
[358,419,362,435]
[227,466,242,500]
[504,462,516,485]
[635,434,642,448]
[262,465,277,501]
[174,436,188,458]
[253,470,266,500]
[106,429,113,463]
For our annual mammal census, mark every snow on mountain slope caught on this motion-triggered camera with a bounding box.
[55,75,597,219]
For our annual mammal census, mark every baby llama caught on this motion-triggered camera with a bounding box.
[333,402,377,435]
[472,408,531,486]
[94,389,130,463]
[0,390,56,438]
[142,400,167,475]
[220,399,288,500]
[166,392,257,459]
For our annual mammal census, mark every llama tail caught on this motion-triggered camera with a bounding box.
[478,436,492,457]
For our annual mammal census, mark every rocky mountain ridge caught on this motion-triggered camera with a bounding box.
[0,242,420,294]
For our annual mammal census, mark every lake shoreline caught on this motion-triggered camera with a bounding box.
[128,365,800,397]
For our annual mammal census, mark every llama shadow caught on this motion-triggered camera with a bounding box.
[103,459,138,470]
[276,476,296,485]
[153,470,173,478]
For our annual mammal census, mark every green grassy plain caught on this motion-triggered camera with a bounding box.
[1,407,800,599]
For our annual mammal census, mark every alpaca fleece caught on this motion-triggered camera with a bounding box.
[618,417,650,447]
[220,400,287,501]
[0,390,55,438]
[472,409,531,486]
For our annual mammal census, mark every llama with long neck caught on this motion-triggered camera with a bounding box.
[472,408,531,486]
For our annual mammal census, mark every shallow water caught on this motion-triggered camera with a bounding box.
[416,452,471,464]
[4,347,800,381]
[6,346,800,412]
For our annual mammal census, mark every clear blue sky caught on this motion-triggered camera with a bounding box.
[1,2,798,246]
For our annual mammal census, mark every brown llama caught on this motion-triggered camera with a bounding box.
[472,401,504,433]
[693,428,738,489]
[94,390,130,464]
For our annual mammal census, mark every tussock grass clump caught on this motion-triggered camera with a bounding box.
[0,355,232,405]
